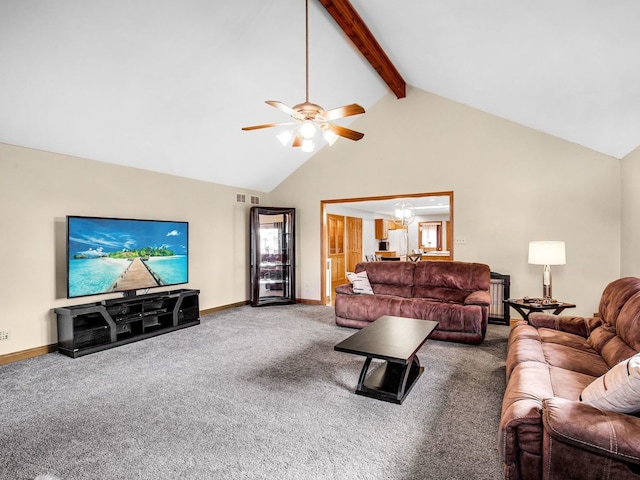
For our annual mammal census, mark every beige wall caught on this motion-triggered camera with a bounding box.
[271,87,621,317]
[622,146,640,276]
[0,143,266,355]
[0,85,630,356]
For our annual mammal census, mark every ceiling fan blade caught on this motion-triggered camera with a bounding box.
[321,103,365,121]
[242,122,295,131]
[265,101,297,116]
[324,123,364,141]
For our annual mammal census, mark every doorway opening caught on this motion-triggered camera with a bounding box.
[320,191,454,306]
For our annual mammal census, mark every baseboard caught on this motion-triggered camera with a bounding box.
[0,344,58,366]
[200,301,249,316]
[201,299,323,313]
[296,298,323,305]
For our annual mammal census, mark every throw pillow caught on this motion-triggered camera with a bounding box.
[346,271,374,295]
[580,353,640,413]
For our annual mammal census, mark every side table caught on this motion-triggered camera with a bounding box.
[503,298,576,322]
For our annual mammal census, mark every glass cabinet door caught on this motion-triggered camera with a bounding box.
[250,207,295,306]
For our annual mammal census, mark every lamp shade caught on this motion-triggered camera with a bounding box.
[528,241,566,265]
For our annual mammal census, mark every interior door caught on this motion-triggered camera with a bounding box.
[327,214,346,298]
[327,214,363,304]
[346,216,363,273]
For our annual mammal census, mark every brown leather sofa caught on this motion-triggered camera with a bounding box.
[499,277,640,480]
[334,260,491,344]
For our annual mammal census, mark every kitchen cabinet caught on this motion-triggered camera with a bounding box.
[375,218,388,240]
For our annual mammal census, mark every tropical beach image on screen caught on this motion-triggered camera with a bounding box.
[67,216,189,298]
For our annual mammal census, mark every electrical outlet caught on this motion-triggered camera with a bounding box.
[0,331,9,341]
[455,236,467,245]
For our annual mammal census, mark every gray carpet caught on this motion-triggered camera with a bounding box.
[0,305,509,480]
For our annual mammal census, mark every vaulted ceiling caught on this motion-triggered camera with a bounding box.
[1,1,639,192]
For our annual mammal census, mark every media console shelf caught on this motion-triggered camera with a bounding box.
[54,289,200,358]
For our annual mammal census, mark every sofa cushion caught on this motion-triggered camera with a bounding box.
[412,261,490,302]
[465,290,491,306]
[599,335,639,369]
[615,291,640,353]
[411,286,469,303]
[354,261,415,285]
[542,342,610,378]
[538,328,599,353]
[354,261,414,298]
[580,353,640,413]
[346,271,373,295]
[589,326,638,369]
[588,326,619,355]
[506,324,609,379]
[335,293,408,323]
[413,261,491,291]
[598,277,640,328]
[406,298,483,333]
[529,312,602,338]
[549,366,596,400]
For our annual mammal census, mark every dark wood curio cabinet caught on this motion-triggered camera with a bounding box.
[250,207,296,306]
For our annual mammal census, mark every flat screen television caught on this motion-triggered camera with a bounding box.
[66,216,189,298]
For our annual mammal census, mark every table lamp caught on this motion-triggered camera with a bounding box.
[528,241,566,299]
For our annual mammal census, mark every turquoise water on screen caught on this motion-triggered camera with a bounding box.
[69,255,187,297]
[146,255,188,285]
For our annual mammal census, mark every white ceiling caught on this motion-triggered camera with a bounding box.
[1,1,639,192]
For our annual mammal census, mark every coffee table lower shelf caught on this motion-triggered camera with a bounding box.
[356,355,423,404]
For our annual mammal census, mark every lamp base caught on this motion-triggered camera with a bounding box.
[542,264,552,299]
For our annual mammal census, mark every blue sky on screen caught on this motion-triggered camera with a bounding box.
[68,217,188,255]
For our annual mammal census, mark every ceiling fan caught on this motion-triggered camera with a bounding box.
[242,0,365,152]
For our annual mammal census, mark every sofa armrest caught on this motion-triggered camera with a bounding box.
[335,284,353,295]
[464,290,490,306]
[543,397,640,465]
[528,313,603,337]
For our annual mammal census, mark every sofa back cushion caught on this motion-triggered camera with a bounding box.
[412,261,490,303]
[589,278,640,367]
[615,291,640,353]
[598,277,640,328]
[354,261,415,297]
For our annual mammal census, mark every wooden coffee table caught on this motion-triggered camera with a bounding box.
[334,315,439,404]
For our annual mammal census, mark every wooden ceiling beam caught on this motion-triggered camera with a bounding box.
[318,0,406,99]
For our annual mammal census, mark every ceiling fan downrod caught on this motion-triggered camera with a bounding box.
[241,0,365,149]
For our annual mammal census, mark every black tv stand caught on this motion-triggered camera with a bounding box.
[54,289,200,358]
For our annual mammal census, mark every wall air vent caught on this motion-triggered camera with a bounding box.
[236,193,246,203]
[250,196,260,205]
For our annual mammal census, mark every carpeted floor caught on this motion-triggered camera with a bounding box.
[0,304,509,479]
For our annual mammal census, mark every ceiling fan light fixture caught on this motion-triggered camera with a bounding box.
[323,128,339,146]
[301,139,315,153]
[276,130,293,146]
[300,120,317,139]
[393,202,416,227]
